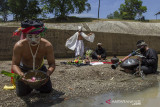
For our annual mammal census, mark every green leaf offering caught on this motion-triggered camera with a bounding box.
[1,70,21,80]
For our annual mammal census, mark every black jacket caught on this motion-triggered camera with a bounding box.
[94,47,107,58]
[141,48,158,73]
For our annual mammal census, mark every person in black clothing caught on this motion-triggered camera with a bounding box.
[92,43,107,60]
[136,40,158,74]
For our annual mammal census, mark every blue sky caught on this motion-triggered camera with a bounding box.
[71,0,160,20]
[1,0,160,20]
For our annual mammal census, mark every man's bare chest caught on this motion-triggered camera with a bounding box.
[78,34,83,40]
[22,47,45,61]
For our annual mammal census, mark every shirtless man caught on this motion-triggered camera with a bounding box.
[75,26,93,59]
[12,20,55,96]
[65,26,95,59]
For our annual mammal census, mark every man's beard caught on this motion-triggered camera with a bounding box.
[98,46,102,49]
[140,48,145,53]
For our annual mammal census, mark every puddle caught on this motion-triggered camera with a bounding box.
[52,82,160,107]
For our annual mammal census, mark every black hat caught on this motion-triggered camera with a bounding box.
[136,40,147,47]
[21,20,44,28]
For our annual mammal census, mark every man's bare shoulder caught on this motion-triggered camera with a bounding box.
[41,38,53,47]
[14,39,28,48]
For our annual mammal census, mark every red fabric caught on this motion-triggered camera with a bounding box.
[91,61,112,64]
[103,62,112,64]
[11,69,14,84]
[12,27,22,37]
[21,26,35,34]
[12,26,36,36]
[12,32,20,37]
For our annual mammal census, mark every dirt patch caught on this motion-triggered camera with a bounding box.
[0,59,159,106]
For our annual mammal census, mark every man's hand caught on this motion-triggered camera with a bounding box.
[98,55,101,58]
[42,76,49,85]
[97,55,101,60]
[88,33,93,36]
[46,70,52,76]
[137,56,142,62]
[46,42,55,76]
[19,72,25,77]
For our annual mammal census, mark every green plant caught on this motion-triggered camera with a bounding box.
[1,70,21,80]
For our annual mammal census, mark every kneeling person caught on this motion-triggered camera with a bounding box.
[92,43,107,60]
[12,20,55,96]
[136,40,158,74]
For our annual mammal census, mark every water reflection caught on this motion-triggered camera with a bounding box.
[54,81,160,107]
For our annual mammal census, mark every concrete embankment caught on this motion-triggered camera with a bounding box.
[0,21,160,60]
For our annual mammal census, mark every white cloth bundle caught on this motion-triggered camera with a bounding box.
[65,32,95,51]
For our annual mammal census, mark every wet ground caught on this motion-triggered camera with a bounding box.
[0,57,160,107]
[51,81,160,107]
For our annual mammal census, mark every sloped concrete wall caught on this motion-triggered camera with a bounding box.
[0,27,19,60]
[0,26,160,60]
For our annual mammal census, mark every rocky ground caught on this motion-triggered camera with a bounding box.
[0,59,160,107]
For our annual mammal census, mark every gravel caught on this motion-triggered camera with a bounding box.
[0,59,159,107]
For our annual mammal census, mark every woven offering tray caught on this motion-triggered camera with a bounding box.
[22,70,48,89]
